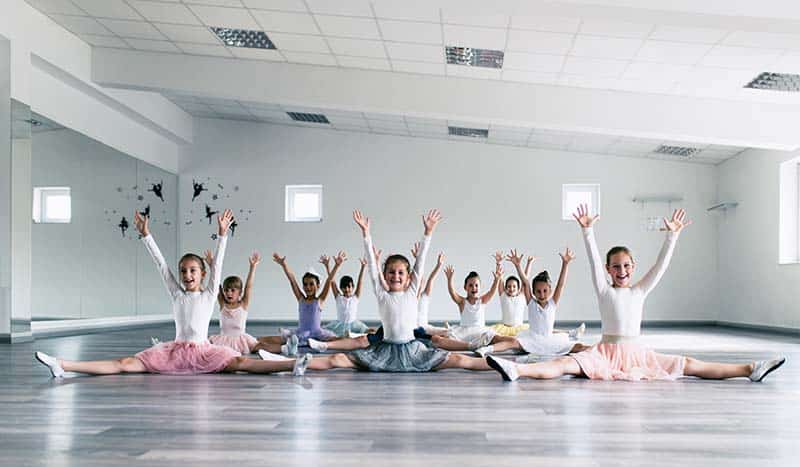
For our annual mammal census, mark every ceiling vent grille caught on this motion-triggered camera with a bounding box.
[445,46,504,69]
[448,126,489,138]
[287,112,330,124]
[210,27,276,49]
[653,145,700,158]
[744,71,800,92]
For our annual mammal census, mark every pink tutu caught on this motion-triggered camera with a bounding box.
[571,342,685,381]
[209,333,257,354]
[135,341,240,375]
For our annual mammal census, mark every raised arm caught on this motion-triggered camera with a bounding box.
[206,209,232,295]
[241,251,261,309]
[422,253,445,297]
[552,247,574,305]
[493,251,505,296]
[636,208,689,295]
[136,210,181,297]
[410,209,441,293]
[481,261,503,304]
[319,251,346,302]
[574,203,608,295]
[205,250,224,307]
[272,253,303,301]
[443,265,465,308]
[354,257,367,298]
[320,255,339,297]
[355,210,388,298]
[506,249,533,304]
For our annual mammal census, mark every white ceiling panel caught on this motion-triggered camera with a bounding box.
[506,29,573,54]
[188,1,245,7]
[701,45,782,69]
[723,31,800,50]
[242,0,307,12]
[314,15,380,39]
[635,41,713,65]
[97,19,166,39]
[378,20,442,45]
[281,51,337,65]
[336,55,391,70]
[154,24,221,44]
[446,64,502,80]
[188,4,260,29]
[71,0,142,20]
[176,43,234,57]
[128,1,200,25]
[562,57,628,78]
[306,0,373,17]
[267,32,328,53]
[49,14,112,35]
[579,19,653,39]
[441,8,508,28]
[510,15,581,33]
[391,60,445,75]
[327,38,386,58]
[503,52,564,72]
[229,47,286,61]
[501,69,559,84]
[386,42,442,63]
[26,0,84,15]
[649,25,729,44]
[372,2,440,22]
[443,25,506,50]
[80,34,129,47]
[126,38,182,52]
[570,36,644,60]
[250,10,319,34]
[623,62,692,81]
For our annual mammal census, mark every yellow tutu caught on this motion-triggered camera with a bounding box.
[489,323,529,337]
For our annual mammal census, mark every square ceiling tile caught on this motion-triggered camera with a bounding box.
[228,47,286,61]
[649,25,728,44]
[126,38,182,52]
[26,0,85,15]
[391,60,445,75]
[503,52,564,72]
[442,7,508,28]
[97,19,165,39]
[328,38,386,58]
[562,57,628,78]
[176,42,235,57]
[623,62,691,81]
[242,0,307,12]
[446,64,502,80]
[372,2,440,22]
[250,10,320,34]
[282,51,337,65]
[128,1,200,25]
[570,36,643,60]
[506,29,574,54]
[386,42,442,63]
[305,0,373,17]
[267,32,329,53]
[154,24,220,44]
[378,20,441,45]
[502,69,559,84]
[635,41,713,65]
[559,74,620,89]
[723,31,800,50]
[188,4,260,29]
[315,15,380,39]
[443,25,506,50]
[771,51,800,74]
[701,45,782,69]
[49,15,112,35]
[579,19,653,39]
[187,1,245,6]
[71,0,142,19]
[337,56,391,70]
[79,34,130,47]
[510,15,580,33]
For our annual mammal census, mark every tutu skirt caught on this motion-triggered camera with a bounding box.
[209,333,257,354]
[349,340,449,372]
[490,323,529,337]
[135,341,240,375]
[571,342,685,381]
[324,320,370,337]
[516,330,574,356]
[448,325,496,349]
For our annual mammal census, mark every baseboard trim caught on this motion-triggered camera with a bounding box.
[715,320,800,337]
[32,315,173,339]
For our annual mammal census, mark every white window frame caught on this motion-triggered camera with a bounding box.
[285,184,323,223]
[32,187,71,224]
[562,184,600,221]
[778,158,800,264]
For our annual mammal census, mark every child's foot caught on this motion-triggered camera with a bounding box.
[474,345,494,357]
[258,349,292,361]
[569,323,586,340]
[486,355,519,382]
[749,357,786,382]
[293,353,313,376]
[35,351,64,378]
[279,327,292,338]
[150,337,161,346]
[281,335,299,356]
[308,338,328,352]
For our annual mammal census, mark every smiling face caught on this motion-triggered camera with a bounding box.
[606,251,635,288]
[302,275,320,298]
[464,275,481,300]
[179,257,206,292]
[533,281,551,303]
[223,287,241,304]
[504,278,520,296]
[383,258,411,292]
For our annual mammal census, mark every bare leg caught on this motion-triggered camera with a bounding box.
[435,353,492,371]
[570,343,592,352]
[430,335,471,351]
[423,325,449,336]
[319,335,370,351]
[61,356,148,375]
[487,338,523,353]
[683,357,753,379]
[251,341,283,353]
[256,335,285,345]
[306,353,358,370]
[517,356,584,379]
[225,356,294,374]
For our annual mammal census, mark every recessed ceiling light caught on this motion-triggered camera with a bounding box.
[449,126,489,138]
[653,145,700,158]
[287,112,330,124]
[210,27,276,49]
[744,71,800,92]
[445,46,504,69]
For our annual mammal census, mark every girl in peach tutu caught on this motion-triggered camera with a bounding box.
[208,252,261,354]
[486,205,785,383]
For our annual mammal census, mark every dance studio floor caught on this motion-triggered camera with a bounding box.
[3,325,798,467]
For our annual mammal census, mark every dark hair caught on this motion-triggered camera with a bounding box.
[464,271,480,287]
[383,254,411,274]
[223,275,242,290]
[302,272,320,286]
[179,253,206,273]
[532,270,551,287]
[339,275,354,289]
[606,246,634,266]
[505,276,520,288]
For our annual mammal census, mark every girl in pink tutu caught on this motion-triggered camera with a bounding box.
[486,205,785,382]
[208,251,262,354]
[35,209,315,377]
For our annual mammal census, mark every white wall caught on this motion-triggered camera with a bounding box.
[0,37,11,335]
[717,148,800,329]
[180,119,718,324]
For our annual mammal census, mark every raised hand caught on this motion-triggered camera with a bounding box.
[249,252,261,267]
[493,262,503,280]
[559,247,575,264]
[359,257,367,267]
[410,242,420,258]
[218,209,234,236]
[372,245,382,264]
[444,264,455,279]
[133,210,150,237]
[437,252,445,266]
[422,209,443,235]
[319,254,331,271]
[573,203,599,228]
[272,253,287,267]
[493,251,504,265]
[204,249,213,266]
[353,210,370,236]
[662,208,692,233]
[505,249,523,267]
[334,250,347,266]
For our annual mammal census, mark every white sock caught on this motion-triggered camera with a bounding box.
[258,349,292,361]
[308,338,328,352]
[280,344,289,355]
[35,351,64,378]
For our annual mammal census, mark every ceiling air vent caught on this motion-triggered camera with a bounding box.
[744,72,800,92]
[653,145,700,158]
[287,112,330,124]
[448,126,489,138]
[445,46,504,69]
[210,27,276,49]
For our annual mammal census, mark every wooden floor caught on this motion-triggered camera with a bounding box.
[3,325,798,467]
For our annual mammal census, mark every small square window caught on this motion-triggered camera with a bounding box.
[562,184,600,221]
[33,187,71,223]
[285,185,322,222]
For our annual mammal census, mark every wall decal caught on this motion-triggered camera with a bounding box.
[148,180,165,202]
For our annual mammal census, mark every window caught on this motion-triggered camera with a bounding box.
[779,157,800,264]
[285,185,322,222]
[562,184,600,220]
[32,187,71,223]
